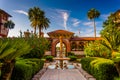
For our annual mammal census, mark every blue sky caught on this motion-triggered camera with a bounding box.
[0,0,120,37]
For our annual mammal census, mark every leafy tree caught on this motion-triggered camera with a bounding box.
[22,37,50,58]
[87,8,100,38]
[101,14,120,58]
[100,10,120,76]
[103,10,120,28]
[0,38,31,80]
[84,41,111,58]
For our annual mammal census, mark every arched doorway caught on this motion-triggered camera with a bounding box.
[55,42,66,57]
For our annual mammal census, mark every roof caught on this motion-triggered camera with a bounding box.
[0,9,12,17]
[70,37,102,41]
[47,29,74,38]
[48,29,74,34]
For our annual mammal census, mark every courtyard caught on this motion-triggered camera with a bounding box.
[1,0,120,80]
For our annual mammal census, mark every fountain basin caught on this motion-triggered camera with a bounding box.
[53,57,70,60]
[48,64,75,69]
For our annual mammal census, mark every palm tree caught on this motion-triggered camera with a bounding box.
[101,26,120,76]
[87,8,100,38]
[4,20,15,37]
[0,38,31,80]
[28,7,42,35]
[4,20,15,29]
[38,17,50,37]
[28,7,50,37]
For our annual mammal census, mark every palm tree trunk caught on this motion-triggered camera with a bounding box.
[39,27,42,38]
[34,27,36,34]
[0,60,15,80]
[34,27,36,37]
[93,19,96,38]
[115,61,120,76]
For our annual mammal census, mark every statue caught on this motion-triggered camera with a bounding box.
[59,36,63,58]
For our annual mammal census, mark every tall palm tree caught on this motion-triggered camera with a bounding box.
[28,7,50,37]
[87,8,100,38]
[28,7,42,35]
[38,17,50,37]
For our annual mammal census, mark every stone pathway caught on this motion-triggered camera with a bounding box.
[32,63,96,80]
[40,69,87,80]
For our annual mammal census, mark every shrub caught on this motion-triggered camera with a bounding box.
[67,52,75,56]
[68,56,77,61]
[22,37,50,59]
[81,57,118,80]
[84,41,111,58]
[45,56,53,62]
[11,59,44,80]
[114,77,120,80]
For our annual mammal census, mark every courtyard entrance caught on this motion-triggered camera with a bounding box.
[56,42,66,57]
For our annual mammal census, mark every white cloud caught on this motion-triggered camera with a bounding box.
[83,22,93,27]
[72,18,81,27]
[13,10,28,16]
[55,9,70,30]
[45,8,70,30]
[101,14,110,20]
[8,28,20,37]
[62,12,69,30]
[83,21,100,27]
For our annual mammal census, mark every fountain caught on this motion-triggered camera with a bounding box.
[53,36,70,69]
[48,36,75,69]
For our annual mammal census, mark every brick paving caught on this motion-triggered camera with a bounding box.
[40,69,87,80]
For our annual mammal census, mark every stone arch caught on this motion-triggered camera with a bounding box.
[51,38,71,56]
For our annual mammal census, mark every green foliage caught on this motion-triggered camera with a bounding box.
[67,52,75,56]
[0,38,31,61]
[87,8,100,20]
[28,6,50,36]
[11,58,44,80]
[22,37,50,59]
[84,41,111,58]
[45,55,53,62]
[68,56,77,61]
[114,77,120,80]
[4,20,15,29]
[81,57,118,80]
[0,38,31,80]
[100,10,120,58]
[101,25,120,53]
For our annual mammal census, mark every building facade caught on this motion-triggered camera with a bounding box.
[0,9,11,38]
[46,30,101,56]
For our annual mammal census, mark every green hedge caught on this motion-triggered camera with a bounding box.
[81,57,118,80]
[68,56,77,61]
[11,59,44,80]
[45,56,53,62]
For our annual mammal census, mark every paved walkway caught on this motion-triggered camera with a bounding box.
[40,69,87,80]
[32,63,96,80]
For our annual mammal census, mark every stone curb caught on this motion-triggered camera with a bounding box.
[75,63,96,80]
